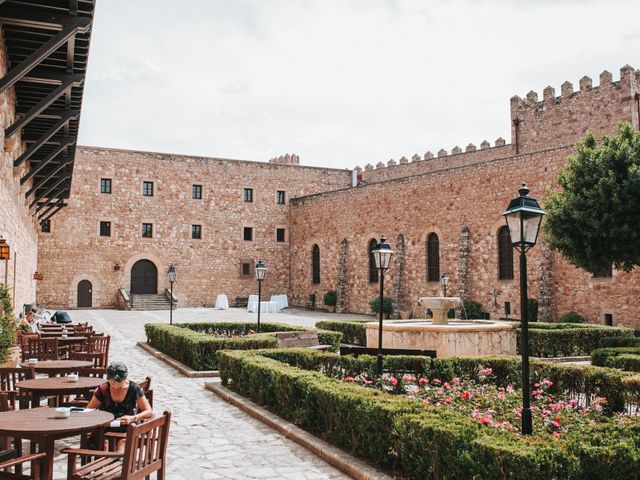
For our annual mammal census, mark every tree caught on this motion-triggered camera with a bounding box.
[544,122,640,273]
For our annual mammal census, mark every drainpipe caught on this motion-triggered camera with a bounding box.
[513,119,520,155]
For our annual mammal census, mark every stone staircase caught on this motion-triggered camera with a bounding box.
[130,294,173,311]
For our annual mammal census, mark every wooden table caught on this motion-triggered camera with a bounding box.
[0,406,113,480]
[20,360,94,376]
[16,377,104,406]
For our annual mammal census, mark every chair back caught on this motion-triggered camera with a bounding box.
[88,335,110,355]
[69,351,108,377]
[137,377,153,408]
[0,367,34,409]
[121,411,171,480]
[25,337,60,360]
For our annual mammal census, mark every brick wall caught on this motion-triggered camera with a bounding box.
[36,147,352,308]
[0,27,38,315]
[290,144,640,330]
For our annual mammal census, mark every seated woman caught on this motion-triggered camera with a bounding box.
[19,311,38,333]
[86,361,153,451]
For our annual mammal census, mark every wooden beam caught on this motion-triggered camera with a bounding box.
[20,141,72,184]
[21,68,76,85]
[0,6,91,31]
[0,16,90,95]
[6,76,81,137]
[13,111,78,167]
[25,160,69,198]
[36,197,65,220]
[29,175,68,209]
[39,202,67,223]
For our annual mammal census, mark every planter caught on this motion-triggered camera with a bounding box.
[325,305,335,313]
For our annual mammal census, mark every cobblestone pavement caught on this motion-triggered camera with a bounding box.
[49,307,361,479]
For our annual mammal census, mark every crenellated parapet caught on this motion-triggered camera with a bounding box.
[269,153,301,165]
[510,65,640,154]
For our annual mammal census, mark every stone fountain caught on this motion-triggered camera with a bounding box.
[364,297,518,357]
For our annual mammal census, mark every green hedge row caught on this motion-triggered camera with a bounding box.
[315,319,634,357]
[217,348,640,479]
[592,345,640,373]
[144,322,343,370]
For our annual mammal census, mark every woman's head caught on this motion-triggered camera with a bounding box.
[107,361,128,387]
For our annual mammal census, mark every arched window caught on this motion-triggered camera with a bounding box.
[498,226,514,280]
[427,233,440,282]
[368,239,379,283]
[311,244,320,284]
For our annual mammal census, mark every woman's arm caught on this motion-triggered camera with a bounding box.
[120,395,153,425]
[86,394,102,410]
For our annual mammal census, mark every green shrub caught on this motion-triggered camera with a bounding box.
[0,284,16,363]
[323,290,337,307]
[560,311,584,323]
[144,322,342,370]
[217,348,640,479]
[592,346,640,373]
[315,320,367,345]
[520,324,634,357]
[599,337,640,348]
[447,299,485,319]
[370,296,393,316]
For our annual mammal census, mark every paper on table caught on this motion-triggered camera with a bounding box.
[109,420,121,428]
[70,408,96,413]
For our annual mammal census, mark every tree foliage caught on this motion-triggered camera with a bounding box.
[544,122,640,273]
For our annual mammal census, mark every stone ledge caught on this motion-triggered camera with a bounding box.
[532,356,591,363]
[136,342,219,378]
[205,382,393,480]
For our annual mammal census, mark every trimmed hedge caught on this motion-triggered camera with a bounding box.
[592,345,640,373]
[144,322,342,370]
[217,348,640,479]
[315,320,368,345]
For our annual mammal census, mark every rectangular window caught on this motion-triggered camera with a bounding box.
[504,302,511,317]
[276,228,285,242]
[143,181,154,197]
[100,178,111,194]
[243,227,253,241]
[192,224,202,239]
[41,220,50,233]
[99,221,111,237]
[277,190,286,205]
[244,188,253,203]
[604,313,613,326]
[142,223,153,238]
[192,184,202,199]
[241,262,251,276]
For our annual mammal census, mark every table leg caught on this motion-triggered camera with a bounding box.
[31,392,40,408]
[39,437,55,480]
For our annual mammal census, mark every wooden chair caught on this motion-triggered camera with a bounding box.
[24,338,61,361]
[19,334,40,362]
[64,411,171,480]
[0,452,47,479]
[104,378,154,450]
[0,367,34,410]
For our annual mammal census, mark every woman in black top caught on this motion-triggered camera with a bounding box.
[87,361,153,450]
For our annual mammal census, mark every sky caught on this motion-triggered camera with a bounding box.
[77,0,640,170]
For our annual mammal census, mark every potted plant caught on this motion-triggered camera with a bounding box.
[324,290,337,313]
[370,296,393,319]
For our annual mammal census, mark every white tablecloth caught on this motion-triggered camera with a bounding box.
[215,294,229,310]
[247,295,259,307]
[247,301,281,313]
[270,294,288,310]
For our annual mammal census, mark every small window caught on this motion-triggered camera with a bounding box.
[142,223,153,238]
[243,227,253,241]
[244,188,253,203]
[312,244,320,284]
[143,181,154,197]
[192,184,202,199]
[276,228,285,242]
[277,190,286,205]
[504,302,511,317]
[592,266,613,278]
[604,313,613,326]
[368,239,378,283]
[498,226,514,280]
[100,178,111,194]
[41,220,50,233]
[427,233,440,282]
[192,224,202,239]
[99,221,111,237]
[241,262,251,276]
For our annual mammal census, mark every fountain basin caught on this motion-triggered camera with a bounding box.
[364,319,518,357]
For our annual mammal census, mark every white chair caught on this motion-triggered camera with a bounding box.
[215,294,229,310]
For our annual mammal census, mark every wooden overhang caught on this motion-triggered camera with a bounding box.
[0,0,95,223]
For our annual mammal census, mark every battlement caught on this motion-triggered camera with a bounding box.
[269,153,300,165]
[510,65,640,153]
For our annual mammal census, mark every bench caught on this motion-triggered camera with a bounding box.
[276,331,331,350]
[235,296,249,308]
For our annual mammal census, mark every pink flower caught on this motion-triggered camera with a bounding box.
[389,377,398,386]
[443,382,451,390]
[544,379,553,387]
[422,399,430,405]
[552,431,561,438]
[532,390,543,397]
[479,415,492,425]
[419,378,428,385]
[344,376,355,382]
[452,377,461,384]
[506,385,515,393]
[432,378,442,385]
[497,391,506,400]
[551,417,561,427]
[403,375,417,383]
[461,390,471,400]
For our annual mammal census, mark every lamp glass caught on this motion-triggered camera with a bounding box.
[168,265,177,283]
[372,237,394,270]
[255,260,267,281]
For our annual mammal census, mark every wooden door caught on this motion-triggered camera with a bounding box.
[131,260,158,294]
[77,280,92,308]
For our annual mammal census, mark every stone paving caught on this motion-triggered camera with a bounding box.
[49,307,370,479]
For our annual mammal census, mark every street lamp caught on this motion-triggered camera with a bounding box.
[168,265,176,325]
[255,260,267,333]
[440,272,449,297]
[372,236,394,374]
[502,183,544,435]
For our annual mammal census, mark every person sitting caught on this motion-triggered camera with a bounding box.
[19,311,38,333]
[86,361,153,451]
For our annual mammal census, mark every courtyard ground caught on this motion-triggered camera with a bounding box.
[50,307,371,480]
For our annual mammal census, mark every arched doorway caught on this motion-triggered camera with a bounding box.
[77,280,92,308]
[131,260,158,294]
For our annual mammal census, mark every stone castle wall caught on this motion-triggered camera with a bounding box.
[0,27,38,315]
[36,147,352,308]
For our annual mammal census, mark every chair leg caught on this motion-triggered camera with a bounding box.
[67,452,77,480]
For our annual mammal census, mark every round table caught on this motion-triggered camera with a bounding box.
[0,406,113,480]
[20,360,94,376]
[16,376,104,406]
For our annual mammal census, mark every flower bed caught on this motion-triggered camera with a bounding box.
[144,322,342,370]
[217,348,640,479]
[316,319,634,357]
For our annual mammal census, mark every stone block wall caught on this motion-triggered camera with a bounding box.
[36,147,352,308]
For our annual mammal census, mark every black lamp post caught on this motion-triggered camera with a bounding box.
[168,264,176,325]
[372,236,394,374]
[255,260,267,333]
[502,183,544,435]
[440,272,449,297]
